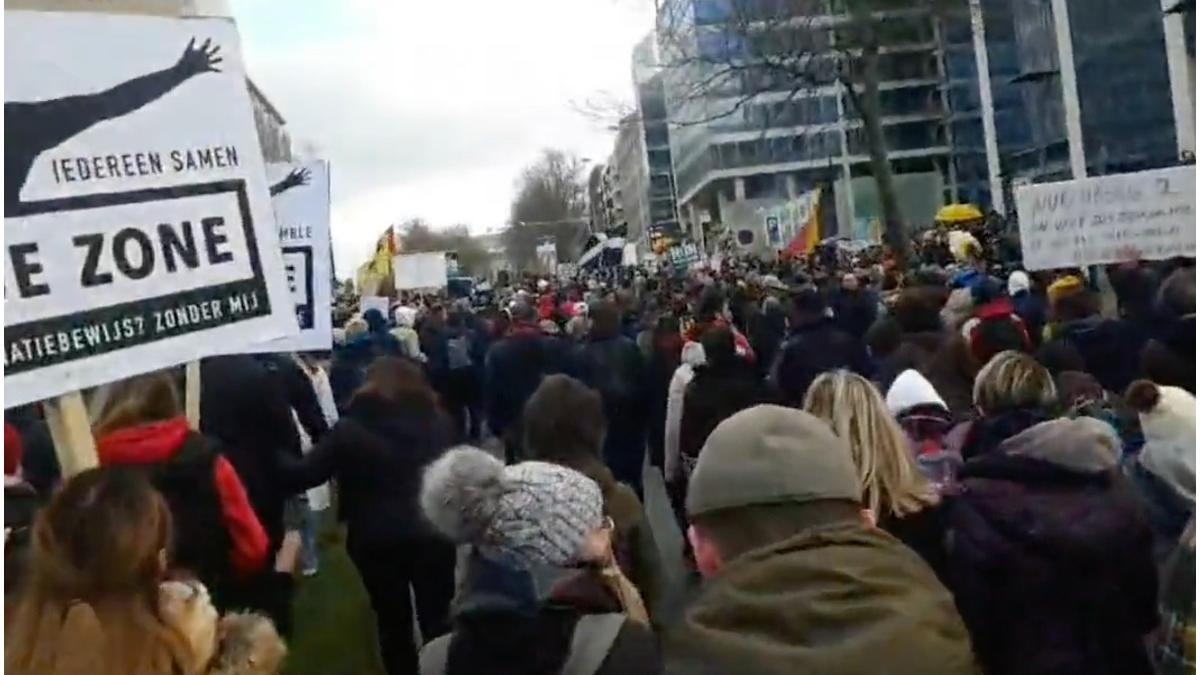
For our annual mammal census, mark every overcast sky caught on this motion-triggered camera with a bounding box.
[231,0,654,276]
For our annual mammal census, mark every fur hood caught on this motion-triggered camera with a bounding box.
[158,581,287,675]
[998,417,1121,474]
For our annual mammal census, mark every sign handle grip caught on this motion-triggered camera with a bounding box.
[185,360,201,429]
[43,391,98,478]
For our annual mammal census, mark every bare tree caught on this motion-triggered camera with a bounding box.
[652,0,944,264]
[396,218,491,277]
[505,149,590,270]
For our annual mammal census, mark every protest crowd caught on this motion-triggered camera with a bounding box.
[4,213,1196,675]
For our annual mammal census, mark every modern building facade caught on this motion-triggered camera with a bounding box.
[657,0,952,250]
[607,114,652,248]
[941,0,1186,214]
[632,33,685,252]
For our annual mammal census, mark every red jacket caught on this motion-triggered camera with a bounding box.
[96,417,268,578]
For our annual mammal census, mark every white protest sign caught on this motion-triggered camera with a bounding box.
[4,11,295,407]
[393,251,448,290]
[240,160,333,353]
[536,237,558,272]
[359,295,389,316]
[1016,165,1196,270]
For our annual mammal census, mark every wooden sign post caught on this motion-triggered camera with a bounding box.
[42,391,98,478]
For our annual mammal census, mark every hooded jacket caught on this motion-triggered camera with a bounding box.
[96,418,269,590]
[200,355,301,548]
[664,522,976,675]
[943,417,1158,675]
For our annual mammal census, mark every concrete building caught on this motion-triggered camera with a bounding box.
[658,1,951,252]
[632,34,685,253]
[248,79,293,163]
[943,0,1190,213]
[607,114,652,250]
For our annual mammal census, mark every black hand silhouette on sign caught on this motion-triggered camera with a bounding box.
[5,38,224,213]
[270,167,311,197]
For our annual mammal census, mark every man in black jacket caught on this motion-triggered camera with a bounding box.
[770,289,872,407]
[572,301,648,497]
[484,302,568,462]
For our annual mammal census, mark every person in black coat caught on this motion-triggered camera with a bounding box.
[254,352,329,443]
[679,326,775,480]
[571,301,649,497]
[769,289,871,407]
[198,353,300,632]
[1038,285,1148,395]
[830,272,878,341]
[279,357,456,675]
[200,354,300,549]
[747,296,787,381]
[644,316,683,472]
[484,302,569,462]
[942,417,1158,675]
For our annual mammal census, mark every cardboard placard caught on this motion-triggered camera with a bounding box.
[4,11,295,407]
[242,160,333,353]
[1016,165,1196,270]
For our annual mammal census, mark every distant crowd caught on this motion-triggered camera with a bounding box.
[5,228,1195,675]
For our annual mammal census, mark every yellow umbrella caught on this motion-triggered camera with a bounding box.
[935,203,984,224]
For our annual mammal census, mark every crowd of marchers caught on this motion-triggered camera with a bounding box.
[4,231,1195,675]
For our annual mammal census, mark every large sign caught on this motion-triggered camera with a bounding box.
[393,251,448,290]
[667,242,703,270]
[243,161,332,353]
[535,237,557,273]
[4,11,295,406]
[1016,166,1196,270]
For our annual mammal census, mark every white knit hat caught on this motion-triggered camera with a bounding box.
[886,369,948,415]
[420,447,604,569]
[1132,383,1196,504]
[1008,270,1031,296]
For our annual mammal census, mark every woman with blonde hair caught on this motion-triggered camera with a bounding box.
[5,467,286,675]
[804,370,948,578]
[960,350,1059,460]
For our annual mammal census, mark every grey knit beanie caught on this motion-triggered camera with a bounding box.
[421,446,604,569]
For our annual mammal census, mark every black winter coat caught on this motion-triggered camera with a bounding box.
[280,394,454,549]
[679,362,775,472]
[1042,316,1149,395]
[770,318,871,407]
[200,354,300,547]
[254,353,329,443]
[572,335,649,490]
[942,423,1158,675]
[484,326,569,441]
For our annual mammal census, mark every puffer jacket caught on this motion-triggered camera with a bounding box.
[943,417,1159,675]
[664,521,976,675]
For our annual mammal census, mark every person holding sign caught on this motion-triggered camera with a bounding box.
[88,371,270,614]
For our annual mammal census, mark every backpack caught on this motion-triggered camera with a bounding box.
[419,613,626,675]
[447,334,473,371]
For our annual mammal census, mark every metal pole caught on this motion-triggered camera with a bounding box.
[1162,0,1196,155]
[970,0,1005,206]
[1050,0,1087,179]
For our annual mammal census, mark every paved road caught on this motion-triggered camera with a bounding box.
[642,460,693,625]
